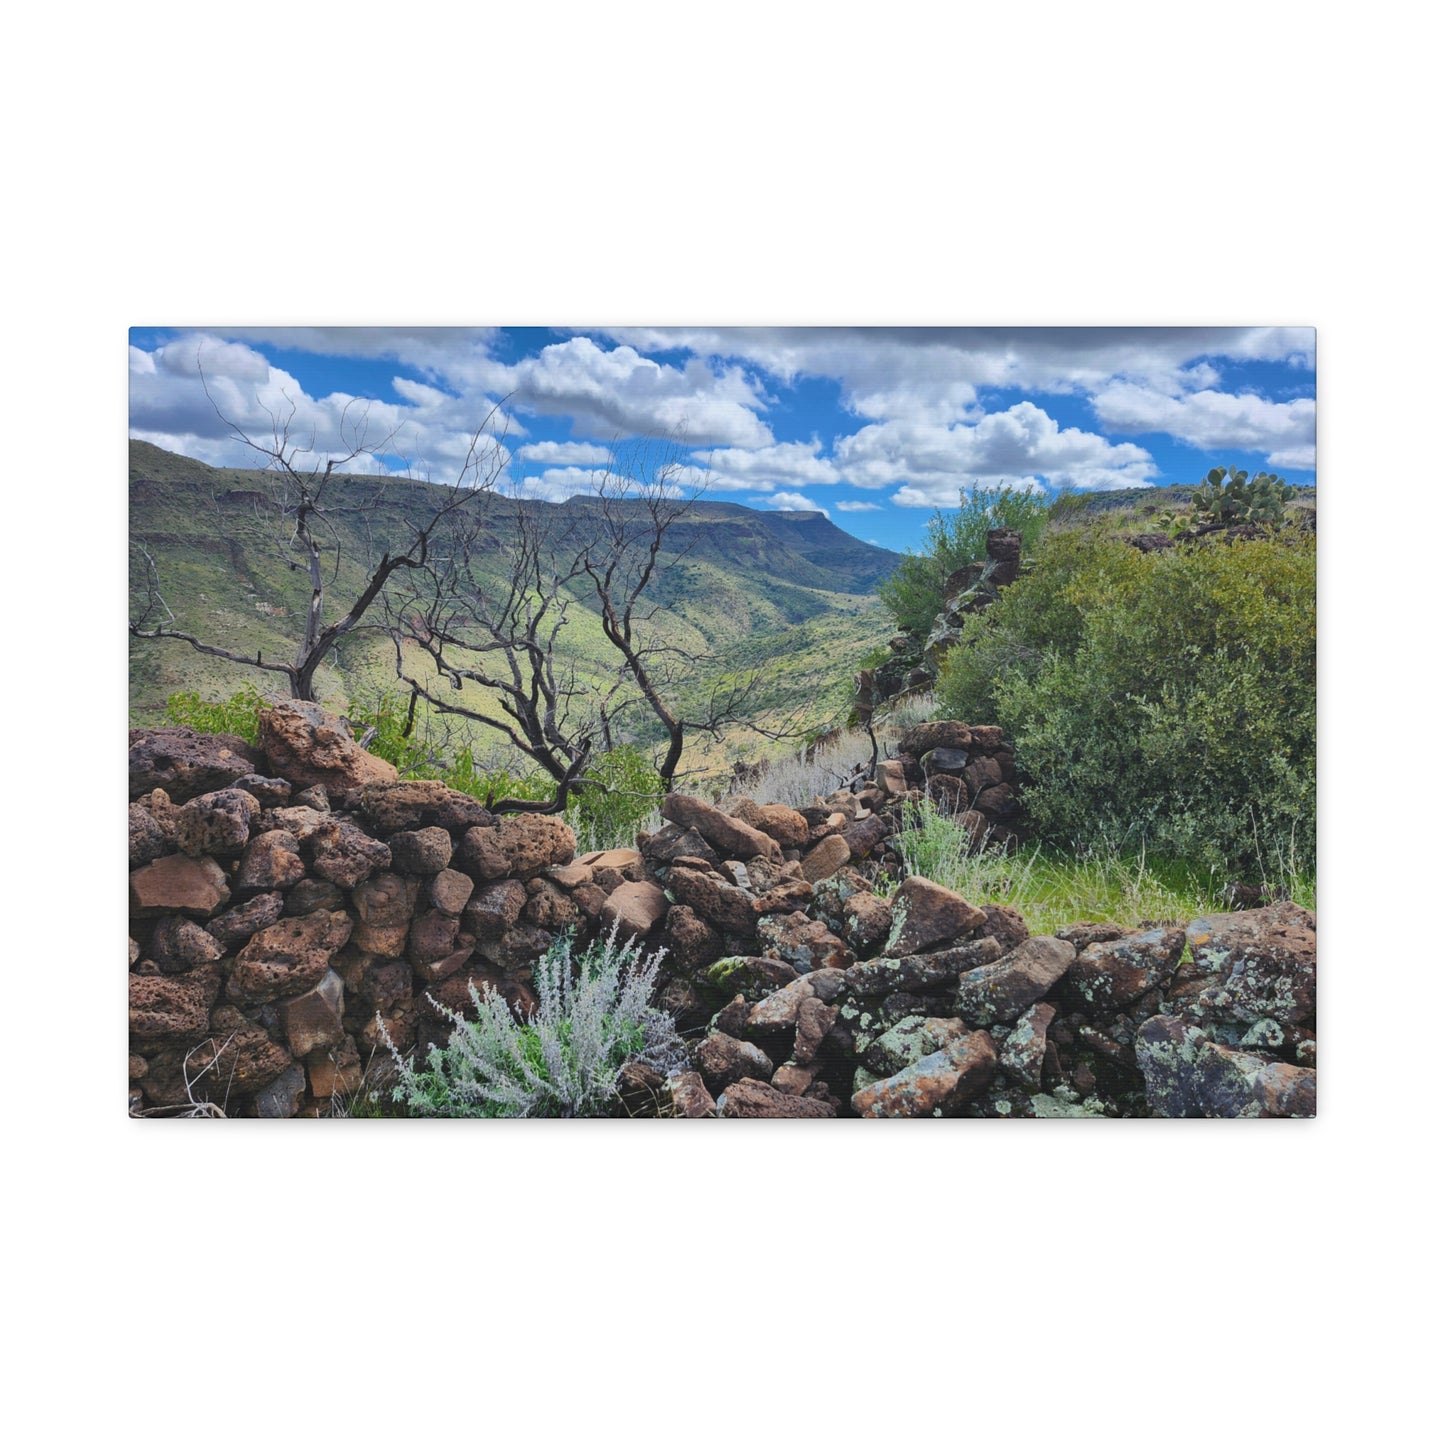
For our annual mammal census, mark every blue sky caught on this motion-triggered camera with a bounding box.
[129,327,1316,554]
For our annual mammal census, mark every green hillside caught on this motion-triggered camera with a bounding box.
[128,440,900,775]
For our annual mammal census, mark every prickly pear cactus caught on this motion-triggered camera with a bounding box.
[1191,466,1295,526]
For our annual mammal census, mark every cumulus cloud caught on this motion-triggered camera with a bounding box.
[509,466,684,504]
[834,401,1157,503]
[759,491,827,515]
[689,439,841,491]
[835,499,882,512]
[1091,383,1316,468]
[129,332,517,484]
[601,326,1315,425]
[515,440,613,465]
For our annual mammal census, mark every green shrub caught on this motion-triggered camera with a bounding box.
[381,925,684,1118]
[936,529,1315,874]
[878,484,1050,637]
[164,684,268,744]
[566,744,664,852]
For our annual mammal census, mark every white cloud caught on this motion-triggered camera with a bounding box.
[834,401,1157,503]
[515,440,613,465]
[760,491,827,515]
[1091,383,1316,468]
[129,332,517,485]
[836,499,882,512]
[689,439,841,491]
[510,465,684,504]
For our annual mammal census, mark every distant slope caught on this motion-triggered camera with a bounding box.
[128,441,900,770]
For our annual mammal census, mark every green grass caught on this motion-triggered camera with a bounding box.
[894,798,1314,936]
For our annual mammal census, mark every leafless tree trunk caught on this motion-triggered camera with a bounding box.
[130,372,509,702]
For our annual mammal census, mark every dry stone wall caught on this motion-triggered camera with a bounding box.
[128,702,1316,1120]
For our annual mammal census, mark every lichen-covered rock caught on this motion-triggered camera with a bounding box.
[999,1002,1056,1091]
[862,1016,968,1077]
[1065,928,1185,1014]
[752,878,816,914]
[129,853,230,918]
[696,1031,775,1092]
[842,892,893,957]
[146,915,225,973]
[756,911,853,973]
[793,996,839,1064]
[234,829,306,896]
[1173,903,1317,1027]
[493,814,576,879]
[842,935,1001,996]
[227,909,353,1006]
[716,1077,838,1118]
[661,793,781,863]
[173,787,260,858]
[955,935,1077,1026]
[601,880,668,941]
[386,826,455,875]
[1056,922,1130,948]
[978,904,1030,953]
[129,965,222,1042]
[206,892,286,952]
[258,701,399,791]
[890,876,987,955]
[705,956,799,1001]
[744,974,818,1032]
[129,726,263,803]
[852,1031,997,1118]
[1135,1014,1317,1118]
[308,819,391,888]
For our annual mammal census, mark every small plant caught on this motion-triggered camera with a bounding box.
[1191,465,1296,526]
[381,924,685,1118]
[164,684,268,744]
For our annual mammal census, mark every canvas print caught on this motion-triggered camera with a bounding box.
[127,327,1317,1119]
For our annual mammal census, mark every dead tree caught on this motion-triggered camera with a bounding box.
[574,442,807,789]
[130,374,508,702]
[388,496,602,814]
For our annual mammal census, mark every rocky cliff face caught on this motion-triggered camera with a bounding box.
[127,703,1315,1119]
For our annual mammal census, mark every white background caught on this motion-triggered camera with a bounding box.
[1,2,1436,1440]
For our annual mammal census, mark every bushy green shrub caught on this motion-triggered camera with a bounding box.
[566,744,665,852]
[381,925,684,1118]
[936,529,1315,874]
[164,683,268,744]
[878,484,1050,638]
[1192,465,1296,526]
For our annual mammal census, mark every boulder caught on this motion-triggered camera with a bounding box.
[231,774,293,808]
[601,881,669,941]
[523,879,579,930]
[793,996,839,1064]
[129,726,262,802]
[308,820,391,888]
[897,721,972,757]
[875,759,907,795]
[696,1032,775,1092]
[852,1031,998,1118]
[704,956,799,1000]
[234,829,306,896]
[756,911,853,973]
[842,892,894,957]
[661,793,781,863]
[258,701,399,791]
[463,880,528,940]
[841,812,890,861]
[744,974,818,1032]
[227,909,353,1006]
[279,969,346,1057]
[754,804,810,849]
[386,826,455,875]
[843,935,1002,996]
[128,804,169,868]
[129,854,230,918]
[1176,903,1317,1026]
[254,1062,308,1119]
[863,1016,969,1077]
[173,787,260,858]
[346,779,492,833]
[800,834,852,883]
[185,1019,294,1099]
[998,1002,1056,1091]
[428,868,475,916]
[955,935,1077,1026]
[890,876,987,955]
[493,815,576,879]
[716,1078,838,1118]
[206,892,286,952]
[1135,1015,1317,1118]
[665,866,759,937]
[667,1071,717,1119]
[148,916,225,973]
[978,904,1030,953]
[1065,928,1185,1014]
[129,965,222,1043]
[352,871,419,927]
[662,905,723,972]
[456,825,512,882]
